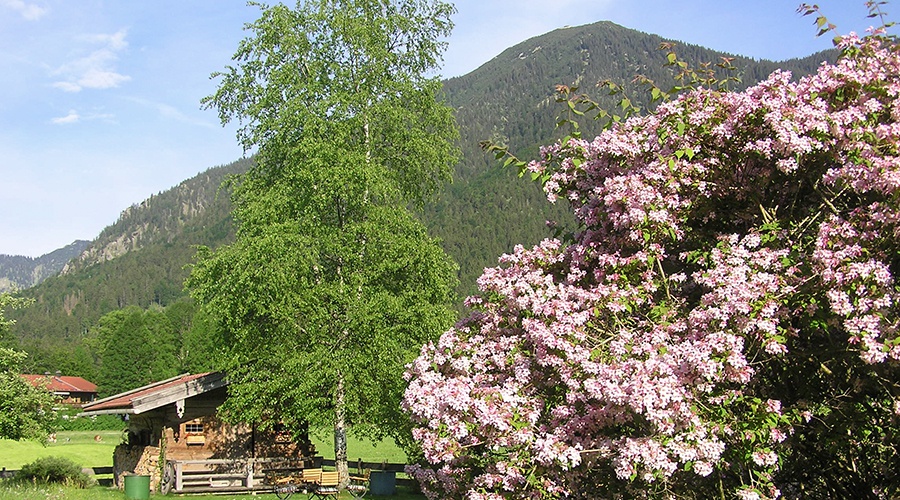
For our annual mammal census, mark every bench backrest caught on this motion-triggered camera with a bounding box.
[319,471,339,487]
[302,468,323,483]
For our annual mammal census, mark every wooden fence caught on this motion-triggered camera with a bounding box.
[2,461,415,488]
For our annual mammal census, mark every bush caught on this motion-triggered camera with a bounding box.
[14,456,94,488]
[404,17,900,500]
[54,408,125,431]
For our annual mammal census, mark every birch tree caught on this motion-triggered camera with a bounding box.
[189,0,459,483]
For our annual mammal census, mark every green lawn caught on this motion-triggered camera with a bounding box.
[0,430,423,498]
[0,430,122,470]
[307,430,409,467]
[0,429,408,471]
[0,483,426,499]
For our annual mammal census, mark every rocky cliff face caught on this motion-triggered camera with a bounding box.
[0,240,91,292]
[61,159,250,275]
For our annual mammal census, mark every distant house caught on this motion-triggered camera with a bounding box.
[21,373,98,405]
[81,372,317,494]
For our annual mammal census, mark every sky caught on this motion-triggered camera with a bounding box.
[0,0,883,257]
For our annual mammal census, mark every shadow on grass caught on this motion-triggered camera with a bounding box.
[0,482,427,499]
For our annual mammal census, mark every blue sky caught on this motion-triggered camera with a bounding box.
[0,0,881,257]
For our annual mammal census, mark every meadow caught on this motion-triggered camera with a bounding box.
[0,484,425,499]
[0,430,123,471]
[0,430,420,498]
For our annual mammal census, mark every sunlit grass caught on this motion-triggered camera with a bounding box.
[1,430,423,498]
[0,483,122,500]
[308,429,409,465]
[0,430,122,470]
[0,483,425,499]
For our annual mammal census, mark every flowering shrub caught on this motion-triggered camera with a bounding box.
[403,27,900,499]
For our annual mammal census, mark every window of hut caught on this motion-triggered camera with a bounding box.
[185,423,204,433]
[184,421,206,445]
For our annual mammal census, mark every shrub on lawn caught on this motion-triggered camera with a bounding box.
[13,456,94,488]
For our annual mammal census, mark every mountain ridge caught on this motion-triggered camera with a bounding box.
[3,19,837,375]
[0,240,91,293]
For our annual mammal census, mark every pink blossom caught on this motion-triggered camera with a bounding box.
[404,31,900,500]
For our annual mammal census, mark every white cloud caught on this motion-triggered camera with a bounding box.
[52,29,131,92]
[51,110,80,124]
[127,97,218,129]
[1,0,48,20]
[76,68,131,90]
[49,109,115,125]
[52,81,82,92]
[82,30,128,51]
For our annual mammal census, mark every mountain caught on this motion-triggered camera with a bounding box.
[427,21,833,290]
[5,20,836,375]
[0,240,91,293]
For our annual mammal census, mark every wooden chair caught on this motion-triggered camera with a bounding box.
[300,467,323,488]
[347,469,370,499]
[271,467,321,499]
[311,471,340,499]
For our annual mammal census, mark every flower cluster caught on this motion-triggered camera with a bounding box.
[404,31,900,499]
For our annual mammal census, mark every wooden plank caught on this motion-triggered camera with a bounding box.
[175,462,184,491]
[318,458,406,472]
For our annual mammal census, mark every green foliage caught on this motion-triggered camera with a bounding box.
[13,456,93,488]
[53,408,124,432]
[87,300,221,397]
[88,306,174,396]
[0,296,56,441]
[3,19,838,406]
[191,0,461,478]
[0,348,57,441]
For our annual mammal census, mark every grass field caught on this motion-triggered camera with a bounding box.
[0,483,426,499]
[1,430,422,498]
[0,430,123,470]
[0,429,409,470]
[307,429,409,466]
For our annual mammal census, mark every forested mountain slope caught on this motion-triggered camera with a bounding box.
[0,240,90,293]
[4,159,246,374]
[6,20,835,376]
[429,20,832,290]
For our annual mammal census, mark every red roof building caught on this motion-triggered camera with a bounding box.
[21,373,98,405]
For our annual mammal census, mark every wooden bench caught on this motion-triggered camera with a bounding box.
[168,459,255,493]
[270,467,323,500]
[311,471,340,499]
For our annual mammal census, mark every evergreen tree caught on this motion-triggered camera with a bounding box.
[91,306,180,396]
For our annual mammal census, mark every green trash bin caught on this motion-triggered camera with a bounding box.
[369,471,396,496]
[124,474,150,500]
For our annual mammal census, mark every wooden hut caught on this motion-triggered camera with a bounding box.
[81,372,317,494]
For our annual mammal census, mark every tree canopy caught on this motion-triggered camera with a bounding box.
[0,294,55,441]
[189,0,460,483]
[404,20,900,500]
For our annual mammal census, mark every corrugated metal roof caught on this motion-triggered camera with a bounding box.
[81,372,223,414]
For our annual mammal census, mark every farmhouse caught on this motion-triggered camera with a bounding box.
[21,372,97,405]
[81,372,318,494]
